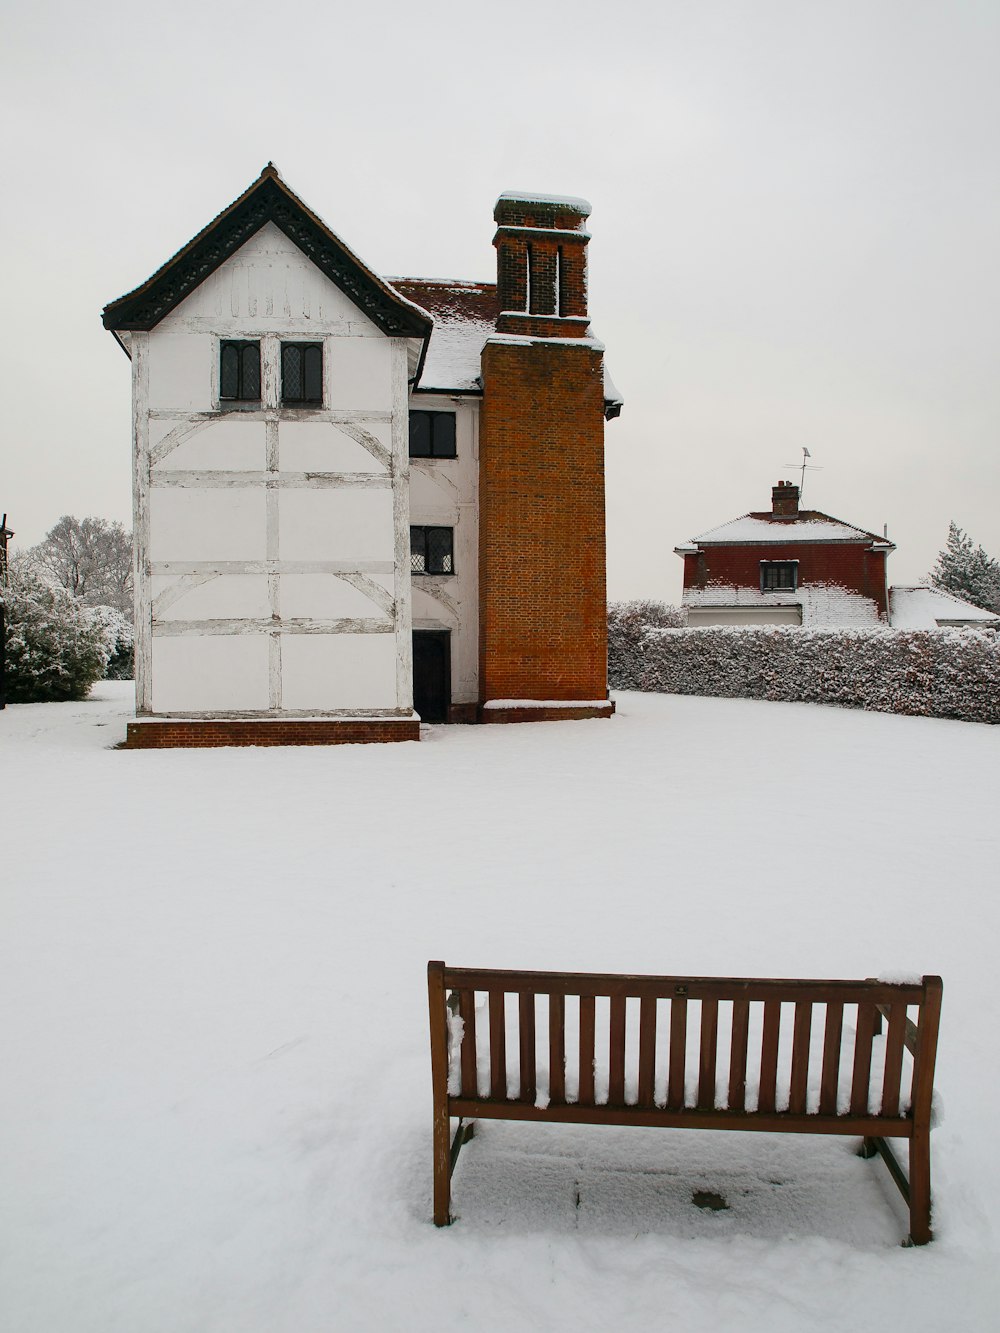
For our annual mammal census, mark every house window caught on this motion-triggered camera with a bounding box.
[410,526,454,575]
[281,342,323,404]
[409,411,456,458]
[760,561,798,592]
[220,341,261,401]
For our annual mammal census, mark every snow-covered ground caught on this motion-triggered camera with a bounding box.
[2,684,998,1332]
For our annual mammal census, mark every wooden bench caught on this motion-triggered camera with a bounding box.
[428,963,943,1243]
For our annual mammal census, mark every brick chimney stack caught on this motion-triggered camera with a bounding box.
[772,480,800,517]
[478,191,610,717]
[494,192,592,339]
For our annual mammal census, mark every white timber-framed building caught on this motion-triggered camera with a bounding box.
[104,166,622,746]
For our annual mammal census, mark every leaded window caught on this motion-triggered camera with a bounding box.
[220,341,261,402]
[409,411,457,458]
[281,342,323,404]
[410,526,454,575]
[760,561,798,592]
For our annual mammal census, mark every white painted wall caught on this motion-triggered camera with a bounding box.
[136,223,413,718]
[407,395,480,705]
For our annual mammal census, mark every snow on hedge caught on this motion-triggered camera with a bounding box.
[609,603,1000,724]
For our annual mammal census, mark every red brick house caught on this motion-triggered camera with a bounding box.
[674,481,894,626]
[103,168,621,745]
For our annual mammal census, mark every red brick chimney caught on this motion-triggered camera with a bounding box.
[772,480,800,517]
[478,191,610,717]
[494,192,592,340]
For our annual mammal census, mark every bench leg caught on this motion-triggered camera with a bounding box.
[433,1107,451,1226]
[908,1129,932,1246]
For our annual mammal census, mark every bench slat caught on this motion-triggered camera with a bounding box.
[820,1001,844,1115]
[698,998,719,1110]
[729,998,750,1111]
[579,994,596,1106]
[459,989,477,1098]
[638,996,657,1108]
[881,1002,907,1118]
[609,996,627,1105]
[667,997,687,1110]
[758,1000,781,1113]
[851,1002,878,1116]
[441,968,924,1005]
[788,1001,812,1115]
[489,989,506,1101]
[518,991,536,1104]
[549,992,566,1106]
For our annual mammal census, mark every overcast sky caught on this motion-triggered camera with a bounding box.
[3,0,997,598]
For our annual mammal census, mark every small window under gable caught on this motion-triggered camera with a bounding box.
[220,341,261,402]
[281,342,323,405]
[760,560,798,592]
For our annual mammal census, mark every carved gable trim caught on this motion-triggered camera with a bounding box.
[103,166,433,339]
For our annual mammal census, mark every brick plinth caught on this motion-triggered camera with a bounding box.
[480,701,615,724]
[479,337,609,705]
[124,718,420,748]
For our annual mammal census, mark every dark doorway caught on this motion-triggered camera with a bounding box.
[412,631,451,722]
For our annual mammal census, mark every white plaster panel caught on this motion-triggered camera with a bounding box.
[412,585,459,628]
[147,330,213,412]
[278,489,395,563]
[149,489,266,562]
[157,419,267,472]
[278,421,389,474]
[280,574,390,621]
[153,574,270,621]
[329,338,393,410]
[151,635,270,712]
[159,223,380,333]
[409,464,462,519]
[280,633,398,710]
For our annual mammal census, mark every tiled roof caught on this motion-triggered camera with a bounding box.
[389,279,498,392]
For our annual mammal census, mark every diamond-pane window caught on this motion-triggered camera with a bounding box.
[408,411,456,458]
[220,341,261,401]
[410,526,454,575]
[282,341,323,404]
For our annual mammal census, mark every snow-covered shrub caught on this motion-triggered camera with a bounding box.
[88,604,134,680]
[1,561,110,702]
[609,608,1000,724]
[608,601,686,690]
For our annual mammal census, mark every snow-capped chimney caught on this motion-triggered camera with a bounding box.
[493,192,591,337]
[772,480,800,517]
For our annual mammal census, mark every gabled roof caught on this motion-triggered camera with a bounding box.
[686,510,894,548]
[102,165,433,340]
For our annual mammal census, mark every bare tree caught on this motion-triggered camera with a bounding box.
[29,516,133,617]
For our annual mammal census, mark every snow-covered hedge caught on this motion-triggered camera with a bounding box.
[608,603,1000,724]
[2,564,112,702]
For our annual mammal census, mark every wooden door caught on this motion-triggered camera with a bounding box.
[412,631,451,722]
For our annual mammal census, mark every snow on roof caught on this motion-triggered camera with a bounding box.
[388,279,498,392]
[889,585,1000,629]
[691,513,885,545]
[389,277,622,413]
[496,190,592,214]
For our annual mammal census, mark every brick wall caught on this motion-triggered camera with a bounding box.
[124,719,420,748]
[479,338,609,702]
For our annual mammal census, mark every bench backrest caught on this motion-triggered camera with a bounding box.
[428,964,942,1131]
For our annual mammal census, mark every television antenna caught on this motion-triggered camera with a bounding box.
[782,447,823,502]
